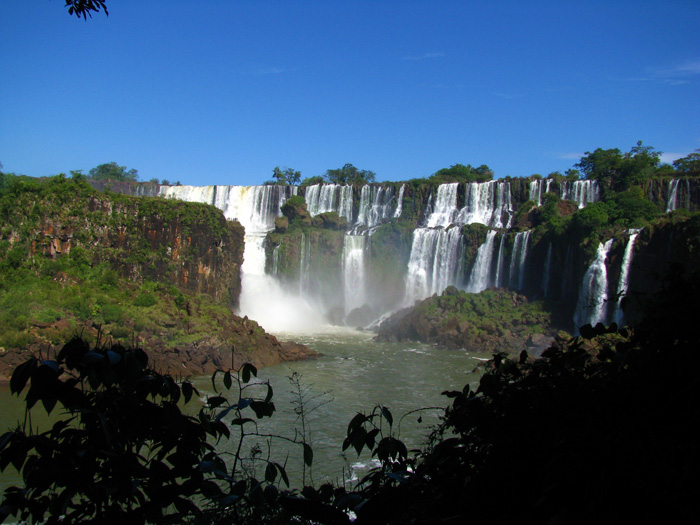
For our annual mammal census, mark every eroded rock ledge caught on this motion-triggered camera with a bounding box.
[376,286,567,356]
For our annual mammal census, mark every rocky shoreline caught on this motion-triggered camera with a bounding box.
[0,317,317,382]
[375,286,567,357]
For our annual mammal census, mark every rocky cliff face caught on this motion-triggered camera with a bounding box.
[0,177,316,378]
[17,186,244,308]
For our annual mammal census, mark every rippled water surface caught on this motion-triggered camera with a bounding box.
[0,329,489,491]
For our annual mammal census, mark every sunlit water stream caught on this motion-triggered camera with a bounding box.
[0,329,488,492]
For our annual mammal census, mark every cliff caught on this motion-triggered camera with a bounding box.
[0,176,315,378]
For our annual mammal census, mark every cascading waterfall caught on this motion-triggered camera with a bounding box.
[160,184,321,332]
[561,180,600,208]
[299,232,312,294]
[426,183,459,228]
[573,238,614,331]
[456,181,512,228]
[613,231,639,325]
[494,233,507,288]
[305,183,354,223]
[343,235,368,314]
[666,179,679,212]
[404,227,463,306]
[355,185,396,229]
[508,230,531,290]
[529,179,544,206]
[405,180,515,304]
[393,184,405,218]
[466,230,497,293]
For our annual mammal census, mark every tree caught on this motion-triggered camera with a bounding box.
[323,163,376,185]
[88,162,139,182]
[267,166,301,186]
[576,141,661,193]
[431,163,494,183]
[65,0,108,19]
[673,150,700,175]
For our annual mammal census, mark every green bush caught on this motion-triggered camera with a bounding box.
[133,293,157,307]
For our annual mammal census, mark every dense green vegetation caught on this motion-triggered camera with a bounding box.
[0,174,242,358]
[264,166,302,186]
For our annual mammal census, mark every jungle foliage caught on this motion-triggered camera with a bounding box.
[0,175,239,353]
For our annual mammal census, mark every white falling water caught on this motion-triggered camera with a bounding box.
[426,183,459,228]
[343,235,367,314]
[529,179,545,206]
[393,184,406,218]
[355,185,396,229]
[404,227,463,306]
[466,230,497,293]
[666,179,679,212]
[299,232,312,294]
[561,180,600,208]
[305,183,354,223]
[573,238,614,331]
[159,184,322,333]
[456,181,513,228]
[613,231,639,326]
[494,233,507,288]
[508,230,531,290]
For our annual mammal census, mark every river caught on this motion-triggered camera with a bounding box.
[0,328,488,492]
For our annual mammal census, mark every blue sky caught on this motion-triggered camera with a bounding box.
[1,1,699,186]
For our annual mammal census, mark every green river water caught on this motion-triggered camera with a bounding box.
[0,328,489,492]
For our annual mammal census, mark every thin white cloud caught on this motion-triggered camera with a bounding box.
[402,52,444,61]
[634,59,700,85]
[555,152,584,160]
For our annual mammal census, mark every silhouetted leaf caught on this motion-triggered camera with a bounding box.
[265,462,277,483]
[250,400,275,419]
[241,363,257,384]
[303,442,313,467]
[230,417,254,426]
[10,358,37,395]
[182,381,194,404]
[206,396,226,409]
[0,432,12,453]
[380,406,393,427]
[223,371,232,390]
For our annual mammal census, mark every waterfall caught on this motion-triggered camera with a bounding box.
[508,230,531,290]
[343,235,367,314]
[271,245,280,275]
[466,230,497,293]
[356,185,396,229]
[613,231,639,325]
[666,179,679,212]
[404,227,463,306]
[456,181,512,228]
[160,184,321,332]
[393,184,405,218]
[573,238,614,331]
[494,233,507,288]
[529,179,545,206]
[305,183,354,223]
[426,183,459,228]
[561,180,600,208]
[541,243,552,297]
[299,232,312,294]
